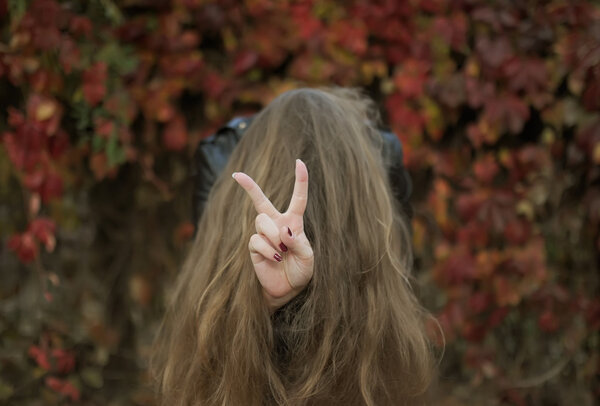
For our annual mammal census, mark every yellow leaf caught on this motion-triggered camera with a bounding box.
[422,97,444,141]
[593,143,600,165]
[32,367,46,378]
[361,60,387,83]
[541,128,555,145]
[36,102,56,121]
[222,28,237,52]
[465,58,480,77]
[568,75,583,96]
[412,218,427,256]
[516,200,534,220]
[380,78,395,95]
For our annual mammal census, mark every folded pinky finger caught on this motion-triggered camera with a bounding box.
[248,234,283,263]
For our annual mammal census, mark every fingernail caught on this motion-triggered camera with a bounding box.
[287,227,293,237]
[279,242,288,252]
[274,253,283,262]
[232,172,237,179]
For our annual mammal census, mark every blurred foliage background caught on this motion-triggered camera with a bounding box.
[0,0,599,404]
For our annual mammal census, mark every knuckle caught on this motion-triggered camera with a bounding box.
[254,216,260,229]
[256,212,269,222]
[260,234,273,246]
[254,213,266,228]
[294,191,307,199]
[248,234,259,249]
[257,215,277,235]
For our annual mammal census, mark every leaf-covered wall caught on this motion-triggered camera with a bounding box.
[0,0,598,404]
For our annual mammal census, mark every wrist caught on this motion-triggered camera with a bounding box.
[263,289,302,314]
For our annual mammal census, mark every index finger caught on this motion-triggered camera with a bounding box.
[232,172,280,218]
[287,159,309,216]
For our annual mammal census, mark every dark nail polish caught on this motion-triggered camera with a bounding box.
[287,227,292,237]
[274,253,283,262]
[279,242,288,252]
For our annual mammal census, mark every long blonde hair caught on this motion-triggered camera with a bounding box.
[153,88,435,405]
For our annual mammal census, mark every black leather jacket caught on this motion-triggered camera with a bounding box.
[192,116,413,227]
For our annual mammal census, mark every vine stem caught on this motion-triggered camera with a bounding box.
[508,354,572,389]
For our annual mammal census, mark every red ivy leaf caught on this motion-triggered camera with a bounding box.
[202,71,227,99]
[585,299,600,331]
[487,307,509,330]
[69,15,93,37]
[82,62,107,107]
[233,50,259,75]
[291,4,323,41]
[29,217,56,252]
[90,152,117,180]
[465,77,495,109]
[385,93,424,135]
[24,0,64,51]
[39,169,63,203]
[330,20,368,56]
[494,276,521,306]
[503,219,531,245]
[174,221,195,244]
[582,75,600,112]
[51,348,76,374]
[45,377,80,402]
[0,0,6,19]
[468,291,492,315]
[538,309,560,333]
[8,232,38,263]
[437,301,466,338]
[434,250,477,286]
[58,36,80,74]
[163,114,188,151]
[30,69,64,94]
[27,94,63,136]
[456,220,490,248]
[462,321,487,343]
[455,191,487,222]
[393,58,429,99]
[473,154,499,184]
[432,12,467,50]
[503,57,548,95]
[94,117,115,139]
[28,345,51,370]
[476,36,513,68]
[22,165,64,203]
[484,93,530,134]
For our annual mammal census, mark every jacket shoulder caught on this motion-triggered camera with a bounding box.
[191,116,254,226]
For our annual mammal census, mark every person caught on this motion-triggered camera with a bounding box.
[152,88,436,405]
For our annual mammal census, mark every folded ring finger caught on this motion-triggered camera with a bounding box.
[249,234,283,263]
[255,213,287,253]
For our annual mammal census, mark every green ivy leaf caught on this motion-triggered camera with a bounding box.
[105,135,126,167]
[71,101,92,133]
[0,378,13,400]
[97,43,138,75]
[81,367,104,389]
[7,0,27,25]
[92,135,105,152]
[98,0,124,25]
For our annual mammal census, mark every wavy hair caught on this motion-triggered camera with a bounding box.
[152,88,436,405]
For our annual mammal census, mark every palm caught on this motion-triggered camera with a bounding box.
[253,213,313,298]
[233,160,314,309]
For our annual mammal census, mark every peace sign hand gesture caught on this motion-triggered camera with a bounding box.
[233,159,314,312]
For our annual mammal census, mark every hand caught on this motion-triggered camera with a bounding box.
[233,159,314,311]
